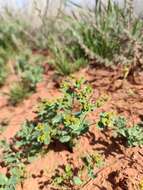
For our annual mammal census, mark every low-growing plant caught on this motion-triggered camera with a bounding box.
[53,164,83,189]
[97,111,116,129]
[0,77,103,190]
[22,64,43,91]
[36,77,95,148]
[49,41,88,76]
[52,152,104,189]
[115,117,143,147]
[0,120,42,189]
[0,121,42,166]
[0,121,42,190]
[9,82,30,105]
[95,94,110,108]
[97,112,143,147]
[49,0,143,77]
[8,51,44,105]
[81,152,104,179]
[0,139,27,189]
[15,50,44,91]
[0,164,26,190]
[15,120,42,161]
[0,9,29,53]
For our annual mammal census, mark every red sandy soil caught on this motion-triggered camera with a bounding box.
[0,64,143,190]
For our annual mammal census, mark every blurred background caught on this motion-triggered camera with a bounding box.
[0,0,142,15]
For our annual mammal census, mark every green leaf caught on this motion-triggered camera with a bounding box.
[65,164,72,173]
[59,135,71,143]
[0,174,8,185]
[55,176,63,185]
[73,176,83,185]
[88,169,96,179]
[52,115,62,124]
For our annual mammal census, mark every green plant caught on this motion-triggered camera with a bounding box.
[0,138,27,189]
[36,77,95,148]
[15,120,42,161]
[97,111,116,129]
[9,82,30,105]
[0,164,26,190]
[9,51,44,105]
[15,49,31,72]
[115,117,143,147]
[0,121,41,190]
[97,112,143,146]
[51,0,143,76]
[53,164,83,189]
[49,41,88,76]
[0,10,29,53]
[0,120,49,172]
[0,57,8,86]
[22,64,43,91]
[52,152,104,189]
[0,121,42,190]
[0,121,42,166]
[81,152,104,179]
[15,50,44,91]
[97,113,143,147]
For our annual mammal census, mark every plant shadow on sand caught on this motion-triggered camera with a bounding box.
[85,129,124,158]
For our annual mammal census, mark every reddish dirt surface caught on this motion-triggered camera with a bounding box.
[0,65,143,190]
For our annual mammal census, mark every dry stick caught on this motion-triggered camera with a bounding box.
[33,1,49,35]
[43,0,50,18]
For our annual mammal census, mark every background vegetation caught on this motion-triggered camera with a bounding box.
[0,1,143,189]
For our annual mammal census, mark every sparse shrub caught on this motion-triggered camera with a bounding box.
[36,77,95,148]
[49,41,88,75]
[115,117,143,147]
[8,50,44,105]
[0,13,33,88]
[52,0,143,75]
[0,11,28,53]
[15,49,31,72]
[9,82,30,105]
[97,112,143,147]
[22,64,43,91]
[15,50,44,91]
